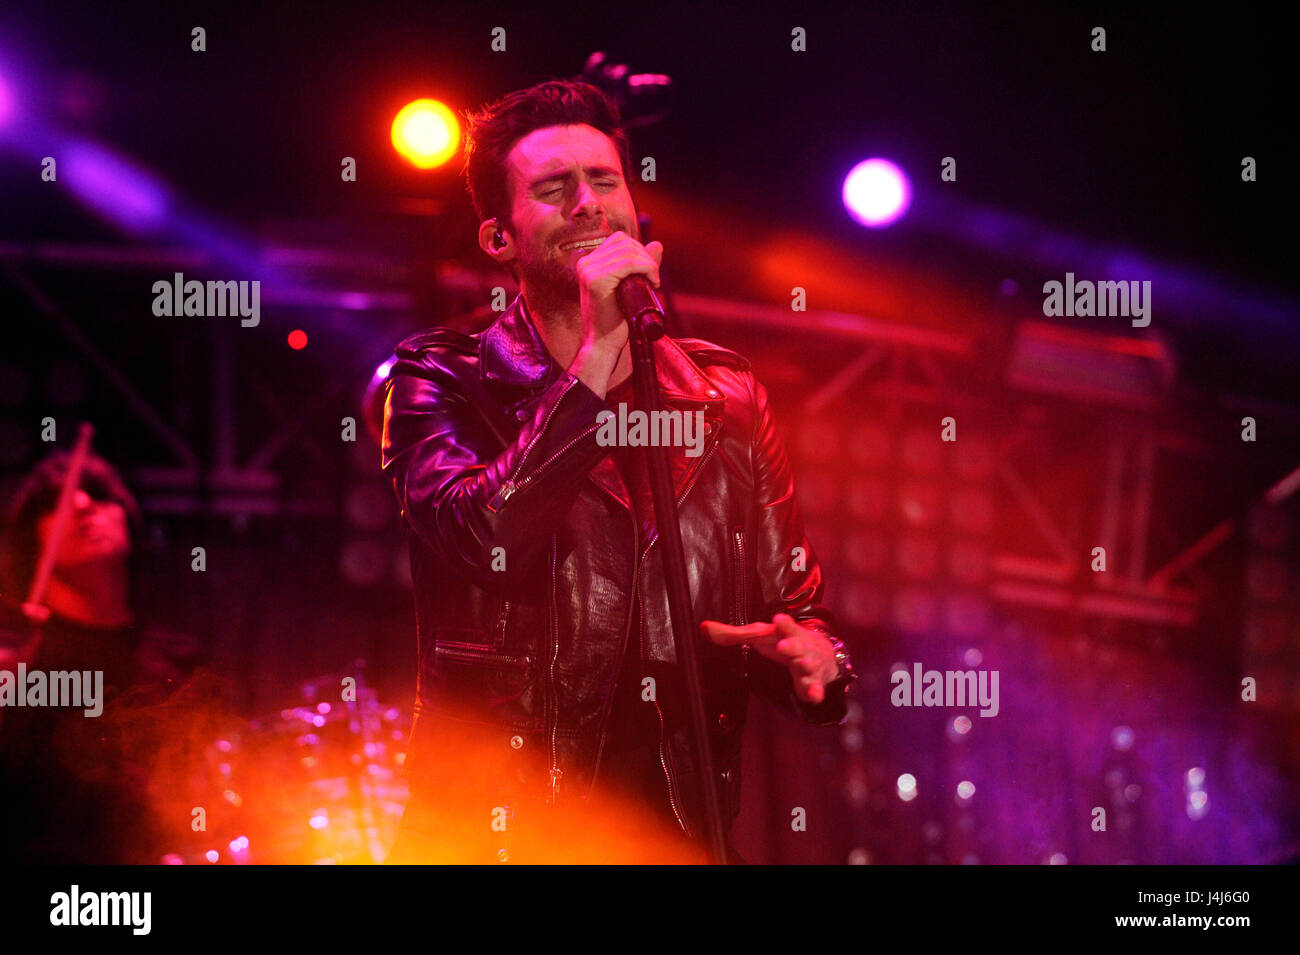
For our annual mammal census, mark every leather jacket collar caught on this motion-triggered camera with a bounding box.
[481,295,730,414]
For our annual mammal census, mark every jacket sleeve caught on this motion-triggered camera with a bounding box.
[381,344,614,592]
[741,372,852,726]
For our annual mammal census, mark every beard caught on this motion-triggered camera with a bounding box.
[515,219,639,312]
[516,241,579,306]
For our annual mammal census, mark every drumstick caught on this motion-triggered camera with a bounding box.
[21,421,96,625]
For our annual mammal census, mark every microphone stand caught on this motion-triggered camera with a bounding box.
[577,48,722,859]
[617,279,729,865]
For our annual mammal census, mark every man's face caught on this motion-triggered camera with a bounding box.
[36,489,130,569]
[501,123,639,298]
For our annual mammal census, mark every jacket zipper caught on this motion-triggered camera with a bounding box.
[644,585,687,833]
[547,534,562,803]
[632,431,723,834]
[488,378,601,512]
[586,507,641,795]
[732,529,747,626]
[433,643,533,668]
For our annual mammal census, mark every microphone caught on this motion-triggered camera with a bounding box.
[615,275,667,340]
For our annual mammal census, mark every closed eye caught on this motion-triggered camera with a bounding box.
[539,179,618,199]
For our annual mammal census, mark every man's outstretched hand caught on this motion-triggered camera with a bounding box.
[701,613,839,704]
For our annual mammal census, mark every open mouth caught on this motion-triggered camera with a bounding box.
[559,236,609,251]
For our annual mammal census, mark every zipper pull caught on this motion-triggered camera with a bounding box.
[494,601,511,649]
[549,767,563,802]
[487,480,517,512]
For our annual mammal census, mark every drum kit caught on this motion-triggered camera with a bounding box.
[161,667,410,865]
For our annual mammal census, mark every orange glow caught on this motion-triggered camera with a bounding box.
[134,679,704,864]
[385,714,708,864]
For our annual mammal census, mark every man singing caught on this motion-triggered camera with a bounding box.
[382,79,855,863]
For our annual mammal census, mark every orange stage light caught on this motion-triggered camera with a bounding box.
[391,99,460,170]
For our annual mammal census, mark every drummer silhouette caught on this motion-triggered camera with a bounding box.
[0,446,201,864]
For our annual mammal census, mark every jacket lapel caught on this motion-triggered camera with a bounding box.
[481,296,727,526]
[480,296,564,397]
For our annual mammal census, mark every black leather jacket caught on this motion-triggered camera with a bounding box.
[381,295,852,838]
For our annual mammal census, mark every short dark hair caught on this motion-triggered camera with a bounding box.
[1,450,142,598]
[463,79,634,234]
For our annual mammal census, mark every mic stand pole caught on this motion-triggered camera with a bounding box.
[620,285,729,865]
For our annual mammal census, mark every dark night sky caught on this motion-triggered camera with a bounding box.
[1,2,1293,295]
